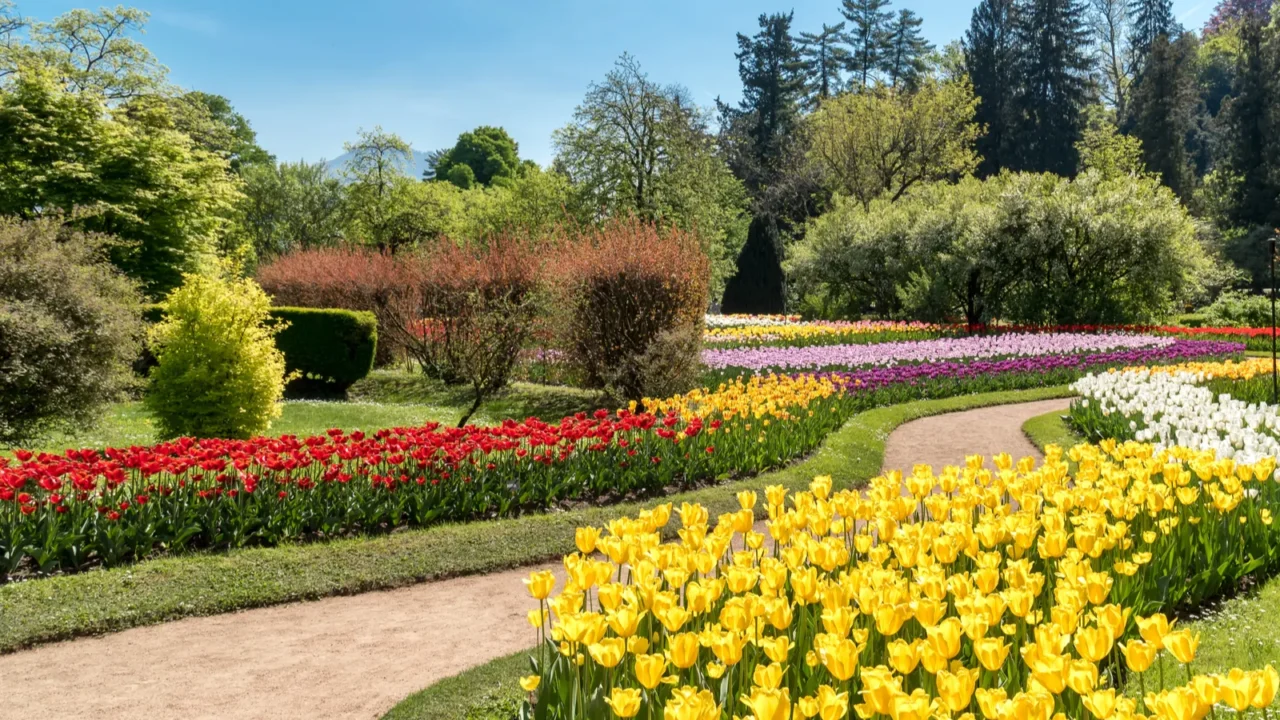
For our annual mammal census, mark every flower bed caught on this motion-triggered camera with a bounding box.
[1070,362,1280,463]
[519,442,1280,718]
[704,319,954,348]
[0,341,1239,579]
[702,332,1178,373]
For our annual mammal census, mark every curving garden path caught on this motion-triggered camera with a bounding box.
[0,398,1071,720]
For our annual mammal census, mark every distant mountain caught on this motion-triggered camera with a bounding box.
[323,148,436,181]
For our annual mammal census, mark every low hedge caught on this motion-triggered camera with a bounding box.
[138,305,377,395]
[271,307,377,393]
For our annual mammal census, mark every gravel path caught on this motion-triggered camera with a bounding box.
[0,397,1071,720]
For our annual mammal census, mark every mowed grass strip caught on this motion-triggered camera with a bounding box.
[378,387,1076,720]
[0,386,1072,655]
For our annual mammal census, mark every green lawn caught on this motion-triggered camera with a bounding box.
[19,371,601,454]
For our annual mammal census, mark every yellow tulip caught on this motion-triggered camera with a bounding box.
[936,665,978,712]
[523,570,556,600]
[663,686,720,720]
[519,674,540,692]
[635,653,668,690]
[818,636,860,681]
[1074,625,1114,663]
[814,685,848,720]
[1137,613,1174,646]
[974,636,1010,672]
[1161,629,1199,664]
[1082,688,1116,719]
[605,687,643,718]
[1250,665,1279,708]
[1216,668,1251,711]
[753,662,784,690]
[575,526,601,554]
[588,637,625,668]
[1121,640,1157,673]
[666,632,700,669]
[886,638,921,675]
[740,687,791,720]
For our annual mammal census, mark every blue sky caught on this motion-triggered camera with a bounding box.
[22,0,1220,166]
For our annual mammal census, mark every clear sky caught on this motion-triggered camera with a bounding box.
[21,0,1221,166]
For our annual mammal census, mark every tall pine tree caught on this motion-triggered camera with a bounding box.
[1011,0,1093,175]
[728,11,805,190]
[1129,0,1179,65]
[965,0,1021,176]
[797,23,851,109]
[882,9,934,89]
[1128,32,1200,201]
[1223,18,1280,229]
[842,0,894,88]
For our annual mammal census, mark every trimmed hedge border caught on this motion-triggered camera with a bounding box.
[0,385,1072,656]
[139,304,377,394]
[376,386,1076,720]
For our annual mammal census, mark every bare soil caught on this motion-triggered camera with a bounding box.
[0,398,1070,720]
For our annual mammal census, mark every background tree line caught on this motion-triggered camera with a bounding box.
[1,0,1278,320]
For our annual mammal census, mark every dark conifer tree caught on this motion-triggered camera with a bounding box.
[1223,19,1280,229]
[721,216,787,314]
[719,13,805,310]
[797,23,851,109]
[1010,0,1093,175]
[1128,32,1200,201]
[965,0,1021,176]
[882,9,933,89]
[1129,0,1179,61]
[723,11,805,192]
[841,0,894,88]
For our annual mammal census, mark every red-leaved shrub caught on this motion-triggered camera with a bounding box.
[404,238,543,419]
[551,219,709,400]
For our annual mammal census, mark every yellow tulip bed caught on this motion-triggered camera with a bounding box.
[520,441,1280,719]
[1123,358,1276,381]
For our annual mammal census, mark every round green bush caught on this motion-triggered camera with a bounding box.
[145,273,290,439]
[0,218,144,445]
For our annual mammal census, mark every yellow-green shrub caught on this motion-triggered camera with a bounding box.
[145,273,290,439]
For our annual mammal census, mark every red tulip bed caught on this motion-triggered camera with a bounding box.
[0,338,1241,581]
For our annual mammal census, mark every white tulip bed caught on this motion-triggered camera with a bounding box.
[1070,368,1280,465]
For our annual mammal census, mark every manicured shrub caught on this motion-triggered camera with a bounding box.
[553,220,709,400]
[270,308,377,394]
[145,273,290,439]
[0,217,144,445]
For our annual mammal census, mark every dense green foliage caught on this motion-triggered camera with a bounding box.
[0,217,143,445]
[1199,289,1276,327]
[0,66,243,297]
[791,171,1211,323]
[433,126,522,188]
[145,273,289,439]
[806,76,981,208]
